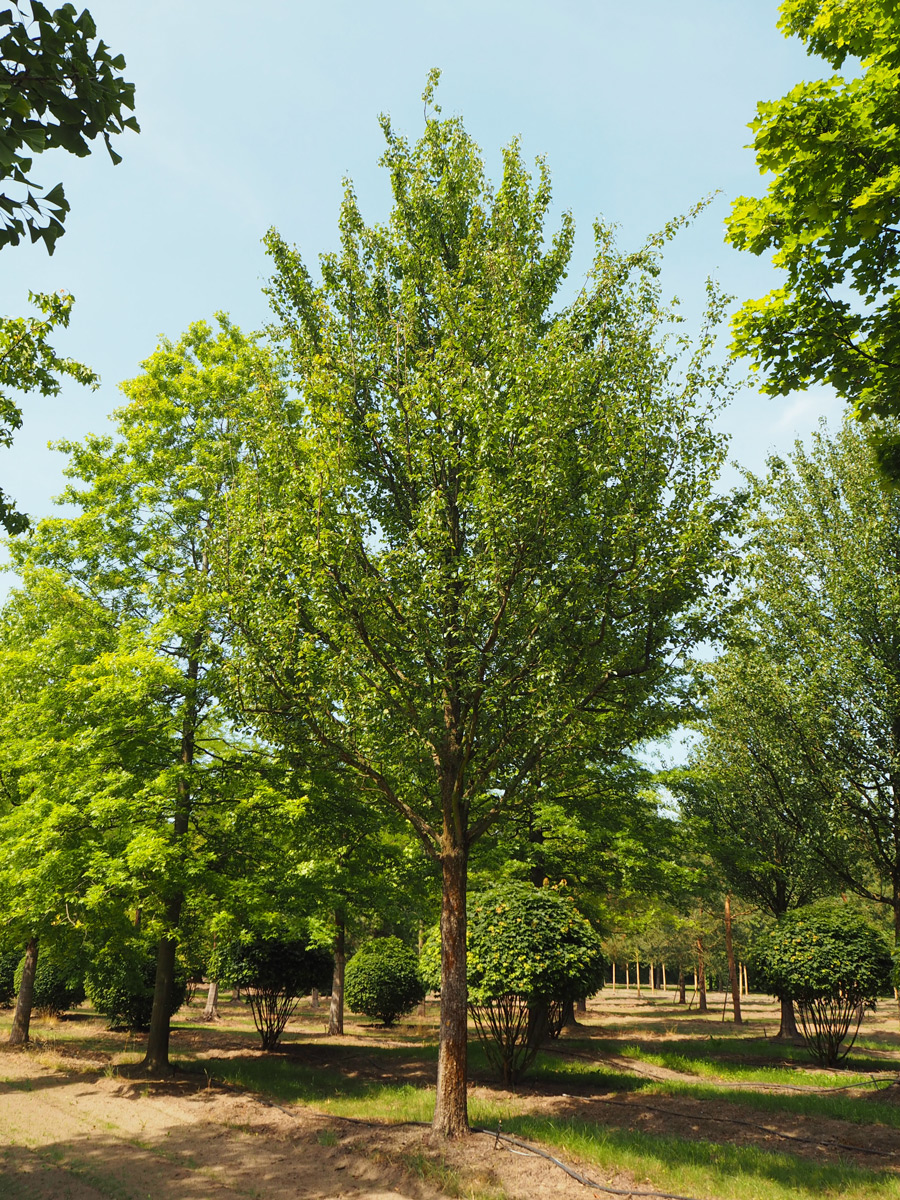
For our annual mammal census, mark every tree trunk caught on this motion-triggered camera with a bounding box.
[611,962,616,990]
[142,912,180,1073]
[140,648,199,1074]
[328,912,345,1036]
[561,997,578,1028]
[635,954,641,997]
[778,995,800,1039]
[697,936,707,1014]
[202,979,219,1021]
[433,840,468,1138]
[724,894,743,1024]
[678,968,686,1005]
[310,987,320,1010]
[9,936,38,1045]
[625,961,630,988]
[662,962,667,991]
[575,996,587,1015]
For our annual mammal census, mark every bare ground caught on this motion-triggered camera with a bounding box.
[2,989,900,1199]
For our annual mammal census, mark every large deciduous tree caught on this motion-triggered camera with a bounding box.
[24,316,277,1072]
[702,421,900,949]
[726,0,900,472]
[221,79,737,1136]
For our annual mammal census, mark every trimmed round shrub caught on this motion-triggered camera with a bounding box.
[213,937,333,1050]
[344,937,424,1027]
[422,883,606,1084]
[754,905,892,1065]
[14,947,85,1016]
[85,940,187,1031]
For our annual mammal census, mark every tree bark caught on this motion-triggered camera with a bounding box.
[9,936,38,1045]
[635,954,641,997]
[697,936,707,1014]
[724,894,743,1024]
[202,979,219,1021]
[328,912,345,1036]
[778,995,800,1039]
[561,997,579,1028]
[611,962,616,990]
[678,968,686,1005]
[575,996,587,1016]
[140,647,199,1074]
[433,840,468,1138]
[310,987,320,1010]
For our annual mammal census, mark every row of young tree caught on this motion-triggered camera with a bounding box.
[3,20,900,1132]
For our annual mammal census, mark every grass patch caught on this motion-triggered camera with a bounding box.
[640,1078,900,1130]
[502,1114,900,1200]
[615,1042,884,1087]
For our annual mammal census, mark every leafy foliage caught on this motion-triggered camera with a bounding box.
[214,937,333,1050]
[754,905,892,1064]
[0,946,18,1005]
[14,945,85,1016]
[0,1,138,253]
[423,883,605,1083]
[85,938,186,1031]
[726,0,900,467]
[344,936,424,1027]
[0,290,97,533]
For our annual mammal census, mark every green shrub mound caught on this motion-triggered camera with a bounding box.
[422,883,606,1084]
[213,937,333,1050]
[344,937,424,1027]
[85,940,187,1031]
[754,905,892,1065]
[0,947,21,1007]
[13,947,85,1016]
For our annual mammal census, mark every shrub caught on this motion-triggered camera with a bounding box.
[213,937,333,1050]
[344,937,424,1026]
[0,947,20,1007]
[13,946,85,1016]
[85,940,187,1031]
[422,883,606,1084]
[754,905,892,1065]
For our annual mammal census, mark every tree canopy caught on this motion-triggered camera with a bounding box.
[726,0,900,469]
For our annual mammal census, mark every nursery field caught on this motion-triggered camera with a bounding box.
[3,989,900,1200]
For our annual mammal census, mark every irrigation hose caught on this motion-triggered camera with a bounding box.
[474,1126,701,1200]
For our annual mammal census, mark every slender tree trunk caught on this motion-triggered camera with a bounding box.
[697,934,707,1014]
[433,839,468,1138]
[202,979,219,1021]
[662,962,667,991]
[140,649,199,1075]
[724,894,743,1024]
[625,962,630,988]
[9,937,38,1045]
[328,912,345,1036]
[310,988,320,1010]
[778,996,800,1039]
[678,968,686,1005]
[611,962,616,990]
[635,954,641,997]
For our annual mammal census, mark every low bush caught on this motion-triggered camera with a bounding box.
[344,937,424,1027]
[754,905,892,1065]
[214,937,333,1050]
[13,946,85,1016]
[422,883,606,1084]
[85,939,187,1030]
[0,947,20,1007]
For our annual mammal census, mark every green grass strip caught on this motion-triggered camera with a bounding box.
[502,1115,900,1200]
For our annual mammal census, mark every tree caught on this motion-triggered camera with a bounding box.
[708,422,900,950]
[222,77,736,1135]
[726,0,900,472]
[754,904,892,1065]
[671,646,838,1036]
[21,315,279,1073]
[0,1,138,253]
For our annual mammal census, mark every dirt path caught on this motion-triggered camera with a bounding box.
[0,1050,607,1200]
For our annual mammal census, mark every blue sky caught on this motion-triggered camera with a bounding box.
[1,0,842,527]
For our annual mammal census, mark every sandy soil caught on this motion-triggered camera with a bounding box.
[2,988,900,1199]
